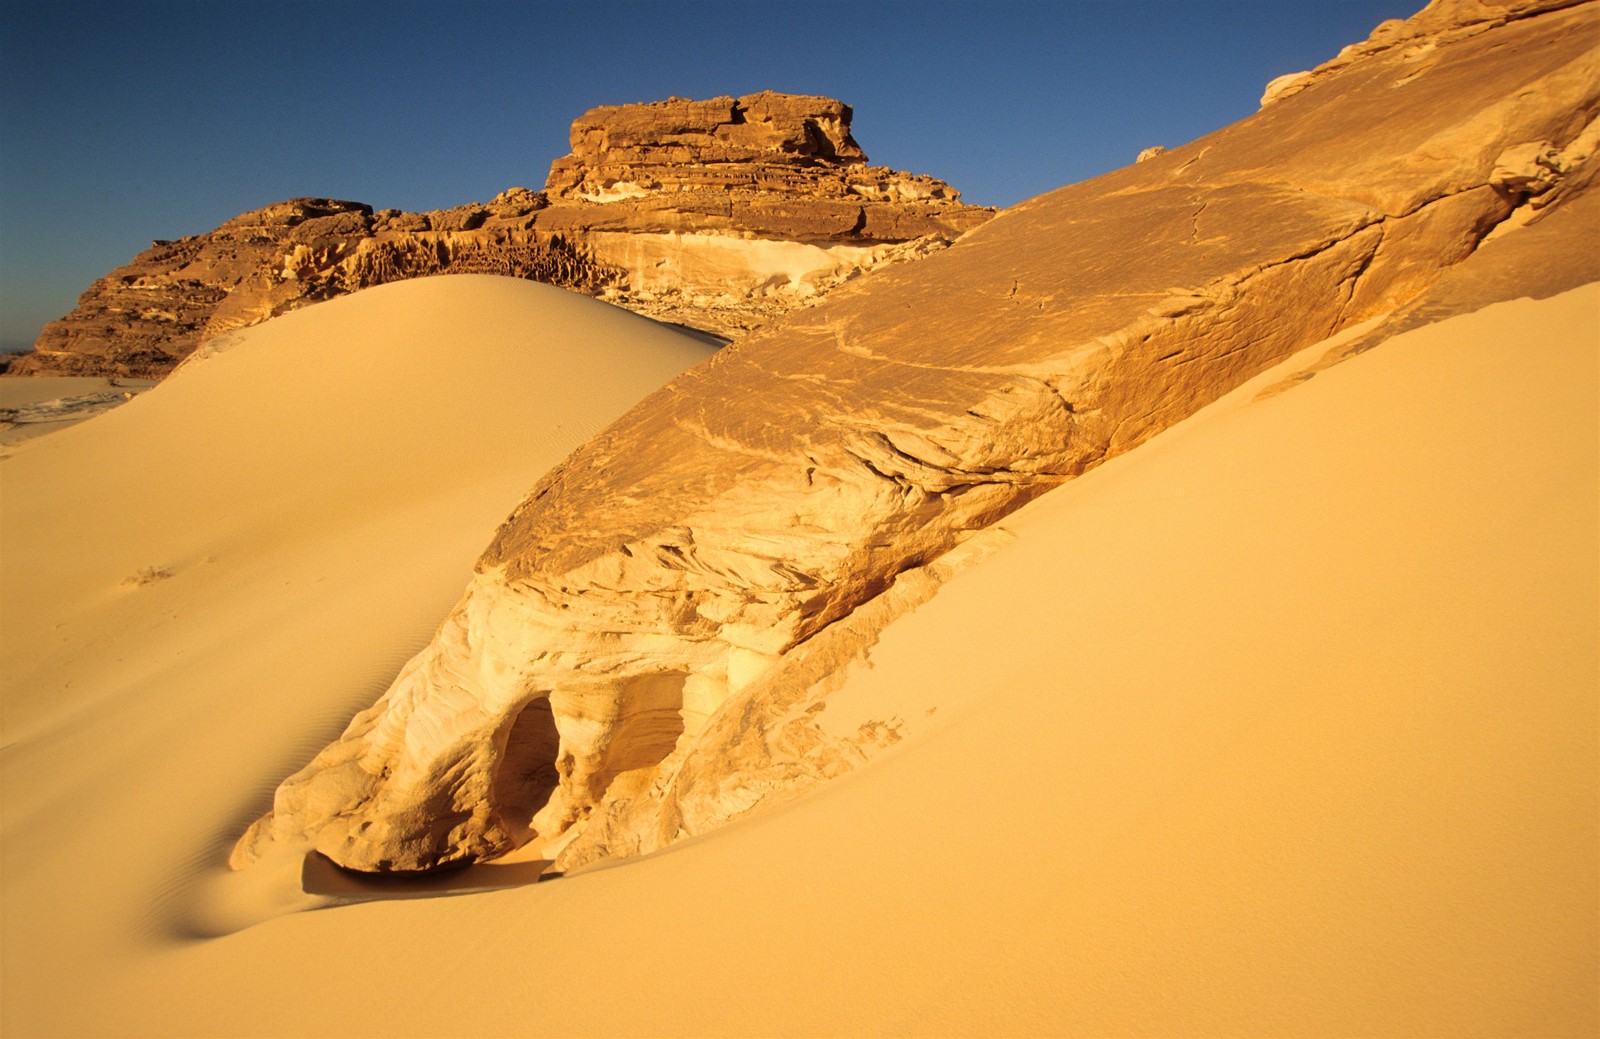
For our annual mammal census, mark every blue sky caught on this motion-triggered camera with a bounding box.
[0,0,1416,353]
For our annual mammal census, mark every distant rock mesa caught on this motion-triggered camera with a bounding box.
[234,0,1600,876]
[9,92,991,377]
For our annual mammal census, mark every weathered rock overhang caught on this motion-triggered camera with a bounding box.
[234,0,1600,875]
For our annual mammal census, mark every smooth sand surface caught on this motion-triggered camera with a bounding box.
[1,283,1595,1036]
[0,275,717,1034]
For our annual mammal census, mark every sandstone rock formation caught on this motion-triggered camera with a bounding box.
[9,93,990,378]
[235,0,1600,875]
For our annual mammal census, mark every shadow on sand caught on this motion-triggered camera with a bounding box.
[301,851,562,903]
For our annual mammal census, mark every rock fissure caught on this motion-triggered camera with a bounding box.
[1188,198,1210,244]
[1343,222,1386,291]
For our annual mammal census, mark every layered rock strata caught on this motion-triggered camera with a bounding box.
[10,93,990,378]
[236,0,1600,874]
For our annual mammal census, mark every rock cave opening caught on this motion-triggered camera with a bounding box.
[490,696,563,839]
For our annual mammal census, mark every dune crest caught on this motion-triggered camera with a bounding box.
[1,274,715,803]
[232,0,1600,876]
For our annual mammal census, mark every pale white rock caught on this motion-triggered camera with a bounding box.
[1259,71,1313,107]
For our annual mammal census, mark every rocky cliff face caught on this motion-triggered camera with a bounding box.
[9,92,990,378]
[235,0,1600,875]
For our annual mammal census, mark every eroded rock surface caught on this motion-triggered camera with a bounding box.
[236,0,1600,875]
[1259,0,1589,107]
[9,93,990,378]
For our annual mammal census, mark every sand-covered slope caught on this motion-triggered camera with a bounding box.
[0,275,716,1031]
[1,275,717,740]
[2,279,1591,1037]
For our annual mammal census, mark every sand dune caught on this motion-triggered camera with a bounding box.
[1,265,1591,1032]
[0,275,717,1033]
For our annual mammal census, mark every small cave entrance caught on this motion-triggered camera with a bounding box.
[488,674,692,850]
[490,697,563,836]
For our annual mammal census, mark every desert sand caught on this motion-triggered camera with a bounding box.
[0,274,721,1033]
[5,0,1599,1030]
[0,270,1592,1035]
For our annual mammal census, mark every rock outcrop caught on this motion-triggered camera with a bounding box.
[1259,0,1589,107]
[9,93,990,378]
[235,0,1600,875]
